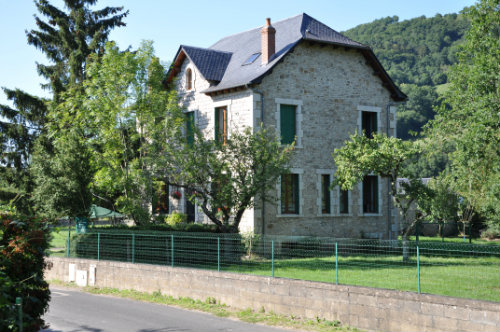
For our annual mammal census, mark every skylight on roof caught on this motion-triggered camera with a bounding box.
[242,53,261,65]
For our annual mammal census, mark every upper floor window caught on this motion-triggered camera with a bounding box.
[362,111,377,138]
[185,68,193,90]
[280,104,296,145]
[215,106,228,144]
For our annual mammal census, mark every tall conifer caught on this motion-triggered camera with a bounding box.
[0,0,128,209]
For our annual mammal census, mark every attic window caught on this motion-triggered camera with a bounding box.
[242,53,261,66]
[185,68,193,90]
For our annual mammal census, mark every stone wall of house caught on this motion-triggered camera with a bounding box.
[175,58,256,229]
[253,42,400,239]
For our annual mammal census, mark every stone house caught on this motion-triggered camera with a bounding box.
[164,13,406,239]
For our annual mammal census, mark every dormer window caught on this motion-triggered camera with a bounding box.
[185,68,193,90]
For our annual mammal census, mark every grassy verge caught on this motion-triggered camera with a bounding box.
[49,280,360,332]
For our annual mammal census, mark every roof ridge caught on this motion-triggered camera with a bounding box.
[209,13,305,49]
[181,45,233,55]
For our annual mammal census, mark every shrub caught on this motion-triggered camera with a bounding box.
[0,211,50,332]
[165,213,187,226]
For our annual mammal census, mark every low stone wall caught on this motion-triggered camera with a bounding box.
[46,257,500,332]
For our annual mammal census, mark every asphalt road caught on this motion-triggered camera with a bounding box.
[41,287,292,332]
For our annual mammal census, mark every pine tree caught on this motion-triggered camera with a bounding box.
[0,0,128,209]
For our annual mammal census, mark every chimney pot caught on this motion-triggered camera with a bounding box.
[261,18,276,65]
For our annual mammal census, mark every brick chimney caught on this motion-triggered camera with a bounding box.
[261,18,276,65]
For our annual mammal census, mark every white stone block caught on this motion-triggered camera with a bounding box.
[76,270,87,287]
[68,263,76,282]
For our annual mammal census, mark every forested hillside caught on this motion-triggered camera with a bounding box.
[344,13,470,140]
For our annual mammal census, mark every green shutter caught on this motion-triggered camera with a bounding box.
[280,104,296,145]
[186,112,194,146]
[294,174,299,214]
[214,108,220,142]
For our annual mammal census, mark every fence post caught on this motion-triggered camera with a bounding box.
[335,242,339,285]
[131,234,135,263]
[417,246,421,294]
[171,234,174,267]
[97,233,100,261]
[271,240,274,278]
[67,222,71,258]
[415,221,419,245]
[16,297,22,332]
[217,237,220,272]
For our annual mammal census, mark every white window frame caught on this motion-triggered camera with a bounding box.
[184,64,197,92]
[213,100,232,140]
[275,98,303,148]
[277,168,304,217]
[334,186,353,217]
[358,175,383,217]
[357,105,381,135]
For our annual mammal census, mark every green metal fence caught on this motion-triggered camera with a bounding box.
[57,230,500,302]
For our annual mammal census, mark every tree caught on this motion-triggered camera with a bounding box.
[31,129,94,219]
[332,133,428,259]
[161,124,293,233]
[427,0,500,233]
[0,0,128,211]
[54,41,173,224]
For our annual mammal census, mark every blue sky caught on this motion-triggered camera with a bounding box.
[0,0,474,107]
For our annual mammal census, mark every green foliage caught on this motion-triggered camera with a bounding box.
[427,0,500,232]
[397,84,440,140]
[332,133,426,236]
[0,0,128,213]
[344,13,469,142]
[31,130,94,219]
[165,213,187,226]
[161,120,294,233]
[0,211,50,332]
[344,14,469,87]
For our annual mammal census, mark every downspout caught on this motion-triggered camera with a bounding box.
[386,101,400,240]
[250,86,266,235]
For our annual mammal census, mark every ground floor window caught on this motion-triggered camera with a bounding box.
[281,174,299,214]
[153,180,169,214]
[363,175,378,213]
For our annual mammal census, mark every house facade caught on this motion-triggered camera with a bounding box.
[165,13,406,239]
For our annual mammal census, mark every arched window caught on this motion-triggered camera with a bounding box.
[186,68,192,90]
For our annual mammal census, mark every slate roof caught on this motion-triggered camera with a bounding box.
[167,13,406,101]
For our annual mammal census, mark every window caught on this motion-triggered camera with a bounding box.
[321,174,331,214]
[362,111,377,138]
[185,68,193,90]
[363,176,378,213]
[243,52,261,65]
[280,104,296,145]
[153,180,169,214]
[281,174,299,214]
[185,111,195,146]
[215,106,228,144]
[339,189,349,214]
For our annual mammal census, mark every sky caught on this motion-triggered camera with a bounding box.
[0,0,475,108]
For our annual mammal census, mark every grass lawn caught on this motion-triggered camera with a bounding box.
[223,254,500,302]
